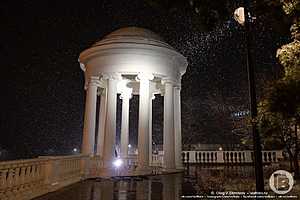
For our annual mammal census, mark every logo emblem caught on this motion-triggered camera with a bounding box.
[269,170,294,194]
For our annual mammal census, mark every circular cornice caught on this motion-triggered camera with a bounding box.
[79,27,188,80]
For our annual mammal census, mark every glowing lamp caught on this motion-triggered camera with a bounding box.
[113,158,123,168]
[234,7,245,25]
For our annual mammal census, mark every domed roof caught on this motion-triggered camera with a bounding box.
[92,27,173,50]
[79,26,188,78]
[103,27,164,41]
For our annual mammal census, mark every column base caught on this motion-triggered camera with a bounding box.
[162,167,183,174]
[135,166,152,175]
[95,166,182,178]
[98,166,136,177]
[175,164,185,171]
[97,166,154,177]
[135,165,152,175]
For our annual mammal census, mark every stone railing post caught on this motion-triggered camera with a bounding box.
[216,151,224,163]
[43,158,57,192]
[276,150,283,162]
[80,155,93,179]
[244,151,253,163]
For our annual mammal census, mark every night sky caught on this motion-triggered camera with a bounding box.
[1,0,289,159]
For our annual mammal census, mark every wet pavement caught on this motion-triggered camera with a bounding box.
[34,166,268,200]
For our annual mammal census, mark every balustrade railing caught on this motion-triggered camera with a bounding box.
[0,155,90,200]
[0,150,283,199]
[181,150,283,164]
[0,158,46,200]
[151,152,164,167]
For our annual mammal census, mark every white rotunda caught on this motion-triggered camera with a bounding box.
[79,27,188,175]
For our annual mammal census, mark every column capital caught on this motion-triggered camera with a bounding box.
[137,73,154,81]
[79,62,86,71]
[101,72,122,81]
[150,93,156,100]
[161,77,176,85]
[174,83,181,89]
[87,76,101,87]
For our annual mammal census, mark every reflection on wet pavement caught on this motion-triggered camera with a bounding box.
[35,166,258,200]
[34,174,183,200]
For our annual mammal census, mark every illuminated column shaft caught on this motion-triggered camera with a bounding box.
[120,91,131,159]
[103,75,119,167]
[137,73,153,169]
[96,88,107,157]
[82,77,99,155]
[174,85,183,169]
[163,80,175,169]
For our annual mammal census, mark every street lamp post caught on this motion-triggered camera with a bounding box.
[234,0,265,192]
[244,0,265,192]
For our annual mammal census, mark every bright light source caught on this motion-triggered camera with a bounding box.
[234,7,245,25]
[73,148,78,152]
[128,144,132,148]
[218,147,223,151]
[113,159,123,168]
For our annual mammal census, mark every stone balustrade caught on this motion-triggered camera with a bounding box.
[0,158,46,200]
[182,150,283,164]
[0,154,99,200]
[151,152,164,167]
[0,150,283,199]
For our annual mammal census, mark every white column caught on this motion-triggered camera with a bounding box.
[82,76,99,155]
[102,73,120,167]
[149,94,155,165]
[96,88,107,157]
[163,79,175,169]
[120,89,132,160]
[137,73,154,170]
[174,85,183,169]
